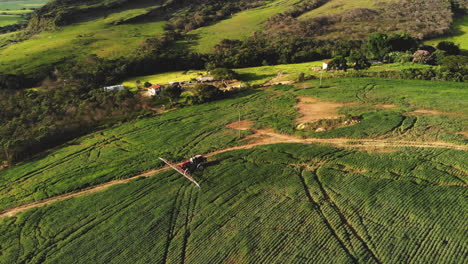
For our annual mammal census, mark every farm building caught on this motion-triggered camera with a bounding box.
[197,76,214,82]
[322,61,331,70]
[103,85,125,91]
[147,84,165,96]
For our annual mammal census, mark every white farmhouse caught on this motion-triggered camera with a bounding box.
[103,85,125,91]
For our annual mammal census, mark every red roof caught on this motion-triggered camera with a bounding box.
[148,84,163,89]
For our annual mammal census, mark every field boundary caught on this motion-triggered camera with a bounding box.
[1,130,467,218]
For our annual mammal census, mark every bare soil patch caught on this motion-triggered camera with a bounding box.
[296,97,346,124]
[409,109,463,117]
[226,120,255,130]
[377,104,398,109]
[457,131,468,138]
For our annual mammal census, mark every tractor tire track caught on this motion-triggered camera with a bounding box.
[296,169,358,263]
[314,171,382,264]
[1,130,467,219]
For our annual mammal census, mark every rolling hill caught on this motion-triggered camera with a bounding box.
[0,0,465,78]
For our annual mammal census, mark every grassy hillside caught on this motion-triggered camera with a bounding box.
[0,143,467,263]
[426,16,468,50]
[0,0,48,10]
[299,0,393,19]
[0,7,166,75]
[122,61,432,88]
[185,0,300,53]
[0,78,466,213]
[0,14,24,26]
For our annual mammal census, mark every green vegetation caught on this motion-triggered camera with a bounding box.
[300,0,392,18]
[0,0,47,10]
[0,143,466,263]
[0,78,466,213]
[426,16,468,50]
[0,14,25,26]
[186,0,299,53]
[0,10,166,75]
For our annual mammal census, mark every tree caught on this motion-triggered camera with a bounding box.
[412,50,432,64]
[347,51,370,70]
[388,34,419,52]
[210,68,238,80]
[297,72,305,82]
[162,84,182,104]
[436,41,461,55]
[328,56,348,71]
[144,81,152,88]
[366,33,391,60]
[194,84,221,103]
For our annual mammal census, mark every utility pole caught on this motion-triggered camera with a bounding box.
[319,71,323,87]
[238,110,241,139]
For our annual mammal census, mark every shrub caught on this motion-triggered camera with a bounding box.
[193,84,222,103]
[162,84,183,104]
[412,50,432,64]
[436,41,461,55]
[328,56,348,71]
[347,51,370,70]
[210,68,238,80]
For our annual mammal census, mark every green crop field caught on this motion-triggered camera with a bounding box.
[0,5,166,75]
[426,16,468,50]
[0,78,467,263]
[0,78,466,213]
[185,0,300,53]
[0,142,466,263]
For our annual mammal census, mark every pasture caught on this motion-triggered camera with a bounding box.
[0,14,24,26]
[0,6,166,75]
[0,0,47,10]
[122,60,432,87]
[185,0,300,53]
[0,143,466,263]
[0,78,466,213]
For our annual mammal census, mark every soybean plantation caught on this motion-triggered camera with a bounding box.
[0,143,467,263]
[0,78,466,212]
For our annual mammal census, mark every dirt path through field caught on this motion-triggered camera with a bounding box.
[1,130,467,218]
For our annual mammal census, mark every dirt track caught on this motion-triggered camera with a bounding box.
[1,130,467,218]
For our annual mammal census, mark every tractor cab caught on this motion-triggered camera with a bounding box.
[180,155,207,173]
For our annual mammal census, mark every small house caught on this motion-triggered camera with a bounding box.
[147,84,165,96]
[196,76,214,83]
[103,85,125,91]
[322,61,331,70]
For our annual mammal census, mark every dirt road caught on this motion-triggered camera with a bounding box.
[1,130,466,218]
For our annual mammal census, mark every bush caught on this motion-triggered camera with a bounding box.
[162,84,183,104]
[347,51,370,70]
[432,50,447,65]
[412,50,433,64]
[436,41,461,55]
[210,68,238,80]
[328,56,348,71]
[193,84,222,103]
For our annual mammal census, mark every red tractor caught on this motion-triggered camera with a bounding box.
[179,155,208,174]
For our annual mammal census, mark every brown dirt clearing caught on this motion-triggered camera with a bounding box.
[226,120,255,130]
[296,97,348,124]
[377,104,398,109]
[409,109,464,117]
